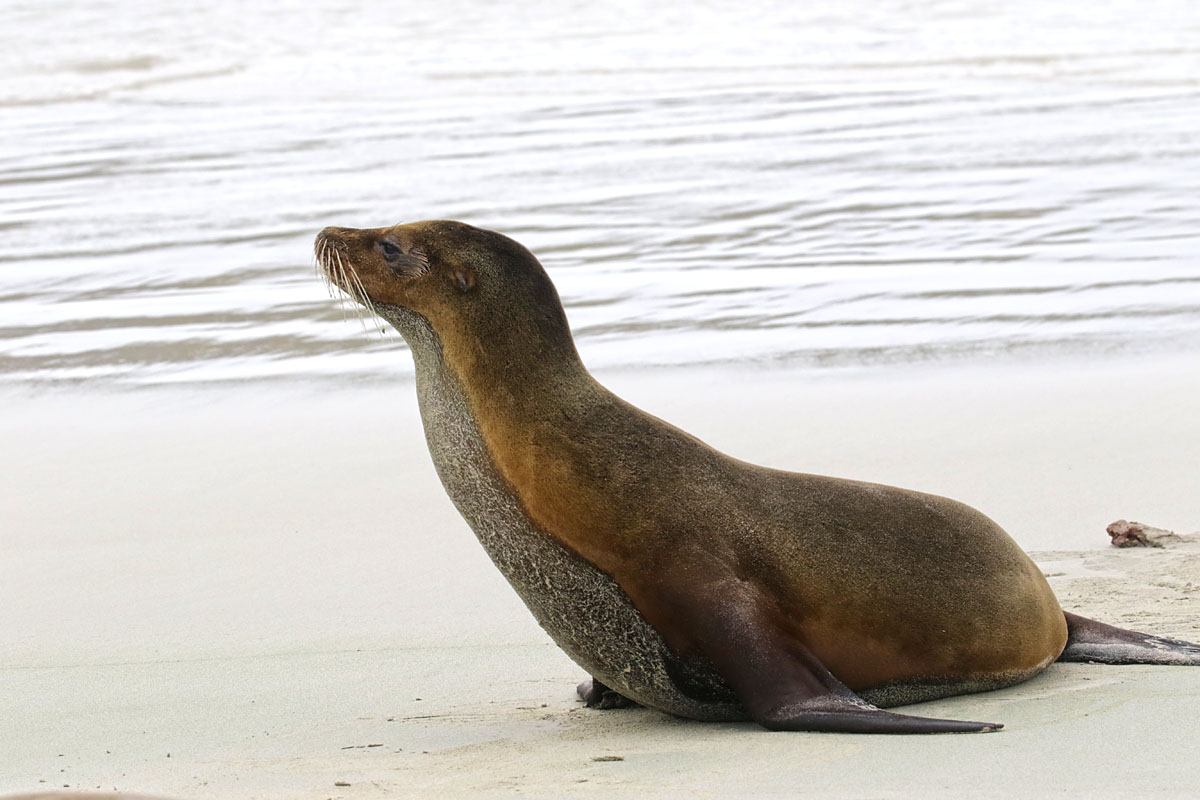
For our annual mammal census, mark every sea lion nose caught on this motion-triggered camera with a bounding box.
[318,226,352,240]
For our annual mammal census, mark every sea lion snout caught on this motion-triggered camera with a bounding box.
[315,223,441,317]
[314,227,357,260]
[314,226,378,311]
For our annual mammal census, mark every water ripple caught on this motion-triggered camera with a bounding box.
[1,0,1198,387]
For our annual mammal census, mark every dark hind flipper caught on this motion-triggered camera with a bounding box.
[644,574,1001,734]
[1059,611,1200,665]
[577,677,640,709]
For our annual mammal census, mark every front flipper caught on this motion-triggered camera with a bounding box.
[577,677,640,709]
[645,574,1001,734]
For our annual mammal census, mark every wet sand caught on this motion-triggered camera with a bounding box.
[2,357,1198,799]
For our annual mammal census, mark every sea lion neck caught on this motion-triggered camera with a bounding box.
[412,251,601,415]
[376,298,603,436]
[438,310,599,411]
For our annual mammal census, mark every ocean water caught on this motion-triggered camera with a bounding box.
[2,0,1198,388]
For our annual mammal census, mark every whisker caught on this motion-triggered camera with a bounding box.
[315,237,385,337]
[335,249,379,333]
[340,252,362,325]
[328,247,348,322]
[350,262,378,315]
[317,240,335,297]
[324,241,339,299]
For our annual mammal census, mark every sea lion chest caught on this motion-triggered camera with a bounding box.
[390,309,741,720]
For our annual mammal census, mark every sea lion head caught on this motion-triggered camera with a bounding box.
[315,220,577,363]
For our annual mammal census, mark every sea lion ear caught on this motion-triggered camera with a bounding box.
[451,266,476,294]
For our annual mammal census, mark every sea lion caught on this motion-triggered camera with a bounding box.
[313,220,1200,733]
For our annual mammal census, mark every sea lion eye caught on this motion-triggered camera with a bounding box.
[379,241,401,258]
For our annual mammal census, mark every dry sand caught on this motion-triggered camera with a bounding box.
[2,356,1198,798]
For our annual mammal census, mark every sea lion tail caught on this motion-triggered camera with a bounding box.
[1058,611,1200,665]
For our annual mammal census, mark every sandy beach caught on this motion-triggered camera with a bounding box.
[2,356,1198,799]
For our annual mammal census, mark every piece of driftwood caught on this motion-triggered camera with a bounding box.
[1107,519,1181,548]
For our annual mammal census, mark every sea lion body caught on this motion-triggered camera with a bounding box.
[314,220,1200,733]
